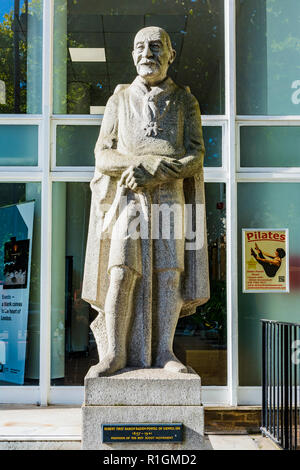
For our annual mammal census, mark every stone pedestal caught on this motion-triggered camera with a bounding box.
[81,367,205,450]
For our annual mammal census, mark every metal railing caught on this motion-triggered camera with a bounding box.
[261,320,300,450]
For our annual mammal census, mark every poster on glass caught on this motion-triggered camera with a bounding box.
[243,228,289,293]
[0,202,34,385]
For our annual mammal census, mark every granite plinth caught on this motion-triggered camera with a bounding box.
[84,367,201,406]
[82,367,205,450]
[82,405,204,450]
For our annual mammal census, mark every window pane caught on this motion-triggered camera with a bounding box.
[237,0,300,115]
[0,183,41,386]
[0,0,43,114]
[0,125,38,166]
[56,125,99,166]
[240,126,300,168]
[53,0,224,115]
[203,126,222,167]
[175,183,227,385]
[51,182,92,385]
[55,124,222,168]
[238,183,300,386]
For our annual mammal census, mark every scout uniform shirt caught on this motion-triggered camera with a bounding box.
[91,75,204,274]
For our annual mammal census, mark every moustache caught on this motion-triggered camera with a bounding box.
[139,59,159,65]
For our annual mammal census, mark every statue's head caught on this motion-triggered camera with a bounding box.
[132,27,176,86]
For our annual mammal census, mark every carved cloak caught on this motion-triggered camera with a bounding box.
[82,78,210,367]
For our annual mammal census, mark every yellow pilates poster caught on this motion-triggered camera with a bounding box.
[243,229,289,293]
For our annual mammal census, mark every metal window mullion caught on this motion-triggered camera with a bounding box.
[39,0,53,406]
[236,173,300,183]
[0,115,43,122]
[237,115,300,121]
[225,0,238,405]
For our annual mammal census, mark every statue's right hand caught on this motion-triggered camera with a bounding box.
[119,165,149,191]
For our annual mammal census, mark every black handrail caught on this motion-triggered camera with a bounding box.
[261,320,299,450]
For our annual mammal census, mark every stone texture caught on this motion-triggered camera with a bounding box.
[82,366,205,450]
[82,405,205,450]
[81,26,209,378]
[84,367,201,406]
[207,435,259,451]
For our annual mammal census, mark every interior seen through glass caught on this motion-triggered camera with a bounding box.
[53,0,225,115]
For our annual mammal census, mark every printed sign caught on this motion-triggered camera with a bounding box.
[243,229,289,293]
[0,202,35,384]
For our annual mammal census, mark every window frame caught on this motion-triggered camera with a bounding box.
[4,0,300,406]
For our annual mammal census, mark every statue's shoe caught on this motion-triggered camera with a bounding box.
[85,355,125,378]
[154,351,188,374]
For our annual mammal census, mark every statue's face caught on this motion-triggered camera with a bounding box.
[132,28,175,85]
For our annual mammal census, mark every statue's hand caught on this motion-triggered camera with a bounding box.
[142,155,182,180]
[119,165,152,191]
[155,158,182,180]
[119,158,183,192]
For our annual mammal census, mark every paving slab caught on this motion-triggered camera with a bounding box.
[208,435,259,450]
[0,405,81,441]
[0,405,280,450]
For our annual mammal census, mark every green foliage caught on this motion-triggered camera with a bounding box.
[193,280,227,342]
[0,9,27,113]
[0,0,43,114]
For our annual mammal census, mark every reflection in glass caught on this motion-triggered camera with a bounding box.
[0,125,38,166]
[53,0,224,115]
[51,182,92,385]
[237,0,300,115]
[0,0,43,114]
[175,183,227,385]
[203,127,222,167]
[238,183,300,386]
[56,125,99,166]
[51,182,226,385]
[55,124,222,167]
[0,183,41,386]
[240,127,300,168]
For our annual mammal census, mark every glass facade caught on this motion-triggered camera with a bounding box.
[238,183,300,386]
[55,124,223,168]
[0,183,41,386]
[0,125,38,166]
[55,125,99,167]
[240,126,300,168]
[0,0,43,114]
[175,183,226,386]
[53,0,225,115]
[51,182,91,385]
[1,0,299,406]
[237,0,300,116]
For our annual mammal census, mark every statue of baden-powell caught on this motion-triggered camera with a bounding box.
[82,27,209,378]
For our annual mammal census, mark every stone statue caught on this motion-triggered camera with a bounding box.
[82,26,209,378]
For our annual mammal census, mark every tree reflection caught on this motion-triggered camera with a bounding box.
[0,0,42,114]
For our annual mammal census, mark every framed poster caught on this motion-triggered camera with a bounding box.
[243,228,289,293]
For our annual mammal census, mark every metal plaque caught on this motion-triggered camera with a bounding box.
[102,423,183,443]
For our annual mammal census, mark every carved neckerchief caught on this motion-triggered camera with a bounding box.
[130,76,173,137]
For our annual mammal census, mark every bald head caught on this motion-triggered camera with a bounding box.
[134,27,173,54]
[132,26,176,86]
